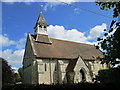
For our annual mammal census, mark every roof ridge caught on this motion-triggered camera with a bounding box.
[50,38,93,46]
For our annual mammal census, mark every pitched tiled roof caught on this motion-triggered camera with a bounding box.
[32,34,52,44]
[66,59,77,72]
[30,34,104,60]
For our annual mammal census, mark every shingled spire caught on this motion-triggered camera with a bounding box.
[34,12,49,35]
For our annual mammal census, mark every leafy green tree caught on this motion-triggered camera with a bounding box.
[1,58,15,84]
[96,1,120,18]
[18,67,23,80]
[14,73,21,82]
[95,1,120,66]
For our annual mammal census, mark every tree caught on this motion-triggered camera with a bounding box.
[96,1,120,18]
[18,67,23,81]
[14,73,21,82]
[96,68,120,84]
[95,1,120,66]
[1,58,15,84]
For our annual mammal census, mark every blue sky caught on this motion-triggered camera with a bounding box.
[1,1,114,71]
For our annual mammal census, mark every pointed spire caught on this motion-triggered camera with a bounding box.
[34,12,49,35]
[34,12,48,29]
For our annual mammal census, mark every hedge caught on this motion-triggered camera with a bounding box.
[2,68,120,90]
[2,82,120,90]
[96,68,120,84]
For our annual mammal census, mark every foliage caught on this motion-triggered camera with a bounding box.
[1,58,15,84]
[14,73,21,82]
[18,67,23,79]
[95,1,120,65]
[96,68,120,84]
[96,1,120,18]
[97,24,120,65]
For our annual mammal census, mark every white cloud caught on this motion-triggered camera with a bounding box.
[0,34,15,48]
[48,25,87,43]
[15,33,27,49]
[74,8,81,14]
[2,0,80,11]
[2,0,95,12]
[15,38,26,49]
[0,33,26,49]
[0,33,26,67]
[12,67,19,73]
[48,23,106,44]
[87,23,107,40]
[43,2,58,11]
[0,49,25,67]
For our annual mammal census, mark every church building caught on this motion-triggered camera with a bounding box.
[23,12,106,84]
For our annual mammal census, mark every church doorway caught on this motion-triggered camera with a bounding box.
[80,69,86,82]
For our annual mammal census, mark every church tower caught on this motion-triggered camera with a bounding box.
[34,12,48,35]
[34,12,51,44]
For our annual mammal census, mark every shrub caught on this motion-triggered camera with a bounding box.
[2,83,120,90]
[96,68,120,84]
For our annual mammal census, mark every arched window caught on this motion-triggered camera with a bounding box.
[45,63,47,71]
[80,69,86,82]
[55,64,57,71]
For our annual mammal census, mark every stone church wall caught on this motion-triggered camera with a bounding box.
[85,60,107,79]
[32,58,106,84]
[23,33,37,84]
[58,60,69,84]
[37,59,69,84]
